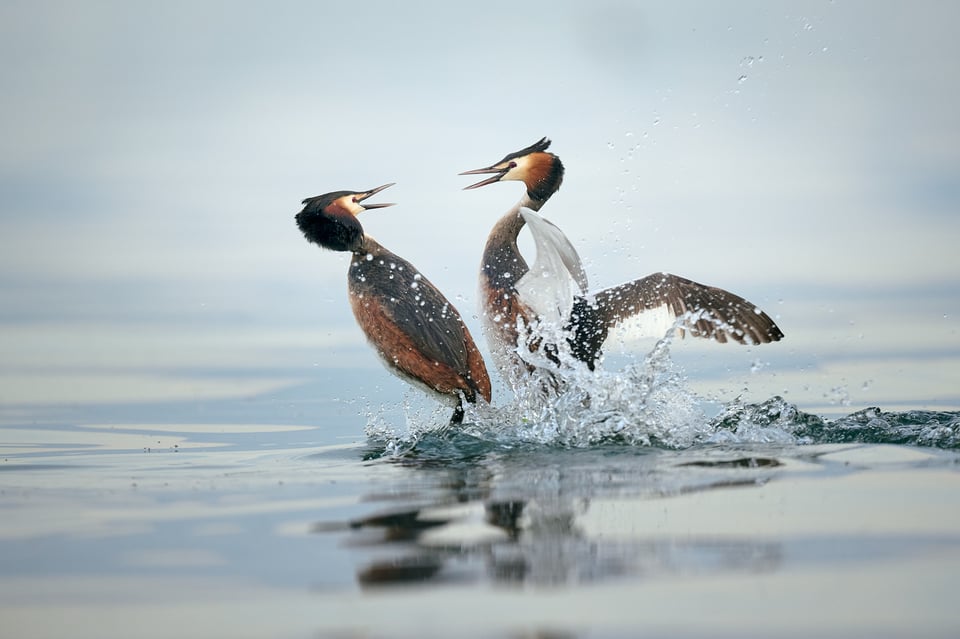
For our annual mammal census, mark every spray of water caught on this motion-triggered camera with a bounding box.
[365,317,960,455]
[366,317,721,452]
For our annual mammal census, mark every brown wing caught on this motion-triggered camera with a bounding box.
[567,272,784,366]
[349,244,491,404]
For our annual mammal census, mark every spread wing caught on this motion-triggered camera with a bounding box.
[567,272,784,366]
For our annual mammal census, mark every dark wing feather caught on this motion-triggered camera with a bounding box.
[349,244,491,402]
[567,272,783,366]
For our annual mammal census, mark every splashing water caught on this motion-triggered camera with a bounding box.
[474,331,711,448]
[367,326,716,453]
[365,322,960,456]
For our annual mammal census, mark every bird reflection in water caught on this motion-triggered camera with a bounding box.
[312,445,784,589]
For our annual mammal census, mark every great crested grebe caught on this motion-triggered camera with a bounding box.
[296,183,491,423]
[461,138,783,382]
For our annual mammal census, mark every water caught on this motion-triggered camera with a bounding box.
[3,338,959,639]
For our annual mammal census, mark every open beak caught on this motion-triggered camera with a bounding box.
[357,182,396,209]
[459,165,508,190]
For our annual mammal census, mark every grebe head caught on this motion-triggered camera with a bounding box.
[460,137,563,203]
[296,183,395,252]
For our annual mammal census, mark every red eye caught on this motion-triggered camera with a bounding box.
[509,161,517,168]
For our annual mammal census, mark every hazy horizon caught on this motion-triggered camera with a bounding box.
[2,1,958,415]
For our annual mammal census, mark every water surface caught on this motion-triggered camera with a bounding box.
[3,352,959,638]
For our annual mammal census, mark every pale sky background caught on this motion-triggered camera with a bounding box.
[1,1,958,414]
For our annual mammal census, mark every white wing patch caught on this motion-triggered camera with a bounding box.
[603,303,677,351]
[516,208,589,328]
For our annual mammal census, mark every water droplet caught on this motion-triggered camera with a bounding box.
[607,142,615,150]
[737,75,748,84]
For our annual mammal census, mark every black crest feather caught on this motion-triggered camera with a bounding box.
[500,137,551,164]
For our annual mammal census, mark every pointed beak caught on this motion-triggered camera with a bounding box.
[459,165,508,190]
[357,182,396,210]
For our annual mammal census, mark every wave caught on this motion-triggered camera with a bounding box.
[364,334,960,453]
